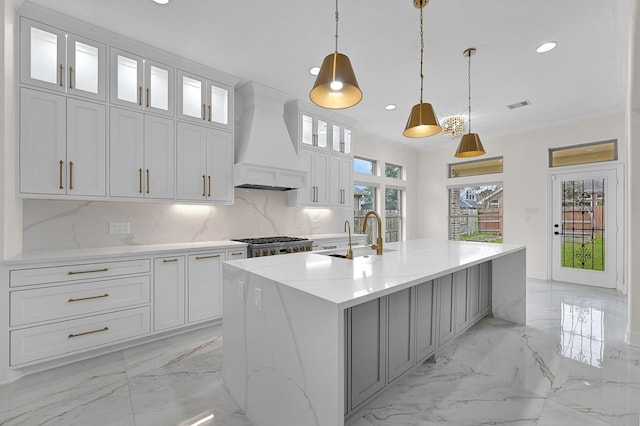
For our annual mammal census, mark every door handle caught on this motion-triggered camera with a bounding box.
[139,168,143,193]
[69,161,74,190]
[146,169,150,194]
[554,231,561,235]
[208,175,211,197]
[146,88,150,108]
[202,175,206,197]
[138,86,142,106]
[59,160,64,190]
[69,66,74,89]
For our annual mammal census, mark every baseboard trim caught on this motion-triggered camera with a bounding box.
[626,326,640,347]
[527,272,546,280]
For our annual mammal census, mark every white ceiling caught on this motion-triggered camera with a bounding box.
[21,0,632,152]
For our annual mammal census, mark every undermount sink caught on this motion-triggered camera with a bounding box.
[319,245,396,259]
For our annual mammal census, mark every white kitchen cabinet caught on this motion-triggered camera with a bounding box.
[109,48,174,116]
[347,297,387,411]
[301,113,328,149]
[153,256,185,332]
[387,288,415,383]
[329,156,353,206]
[176,122,233,203]
[20,18,106,101]
[187,252,225,323]
[177,70,231,130]
[480,261,492,316]
[109,108,175,199]
[415,279,436,362]
[332,123,352,155]
[20,88,106,197]
[289,147,329,206]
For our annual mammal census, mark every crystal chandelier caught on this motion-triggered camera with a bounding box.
[441,116,465,137]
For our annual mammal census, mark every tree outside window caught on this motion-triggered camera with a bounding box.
[385,163,402,179]
[354,184,376,243]
[385,188,402,242]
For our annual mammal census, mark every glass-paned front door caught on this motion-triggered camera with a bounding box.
[551,169,618,288]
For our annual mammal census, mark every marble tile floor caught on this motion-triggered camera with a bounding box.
[1,278,638,426]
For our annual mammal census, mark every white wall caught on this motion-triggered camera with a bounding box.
[22,190,352,251]
[351,132,419,240]
[626,0,640,346]
[417,113,625,280]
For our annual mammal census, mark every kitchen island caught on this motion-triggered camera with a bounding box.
[222,239,526,426]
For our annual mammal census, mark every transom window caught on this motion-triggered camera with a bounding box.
[354,156,376,176]
[448,184,503,243]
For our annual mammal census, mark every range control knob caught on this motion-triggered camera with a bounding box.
[258,250,264,257]
[288,247,294,253]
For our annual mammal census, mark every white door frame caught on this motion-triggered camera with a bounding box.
[547,163,624,290]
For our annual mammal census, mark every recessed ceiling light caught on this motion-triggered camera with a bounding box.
[385,104,397,111]
[536,42,556,53]
[309,66,320,76]
[153,0,169,4]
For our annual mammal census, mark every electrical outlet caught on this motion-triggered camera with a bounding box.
[254,287,262,312]
[238,281,245,302]
[109,222,130,235]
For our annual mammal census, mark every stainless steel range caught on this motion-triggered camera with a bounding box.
[231,236,313,257]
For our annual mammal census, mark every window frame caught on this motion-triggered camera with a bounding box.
[353,156,377,176]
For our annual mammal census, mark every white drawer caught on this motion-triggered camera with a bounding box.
[10,307,151,366]
[10,258,151,287]
[10,276,151,326]
[227,249,246,260]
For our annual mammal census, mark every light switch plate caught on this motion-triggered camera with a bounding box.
[109,222,130,235]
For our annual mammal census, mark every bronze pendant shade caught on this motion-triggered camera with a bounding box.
[454,133,485,157]
[403,0,441,138]
[403,103,441,138]
[310,52,362,109]
[455,48,486,158]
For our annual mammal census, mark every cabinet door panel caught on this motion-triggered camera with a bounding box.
[110,49,143,108]
[350,297,386,409]
[207,129,233,202]
[437,274,455,346]
[176,123,208,200]
[178,71,205,122]
[329,156,341,205]
[144,115,175,199]
[313,152,330,205]
[387,288,414,383]
[209,84,229,126]
[188,252,224,323]
[153,256,185,331]
[20,19,65,92]
[415,280,435,361]
[66,99,106,196]
[340,157,353,205]
[468,265,482,323]
[454,269,469,333]
[297,149,315,205]
[109,108,144,198]
[145,60,174,116]
[480,262,492,315]
[67,34,106,101]
[19,88,67,195]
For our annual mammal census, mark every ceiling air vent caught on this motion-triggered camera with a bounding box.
[506,100,531,109]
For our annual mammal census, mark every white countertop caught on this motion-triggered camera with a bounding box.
[4,240,248,265]
[224,238,526,307]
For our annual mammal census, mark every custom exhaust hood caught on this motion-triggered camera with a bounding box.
[234,81,307,191]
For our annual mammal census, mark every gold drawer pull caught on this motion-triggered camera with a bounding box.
[67,268,108,275]
[69,161,74,190]
[59,64,64,87]
[59,160,64,190]
[195,254,220,260]
[69,66,74,89]
[68,326,109,339]
[231,252,244,256]
[68,293,109,303]
[163,258,178,263]
[138,86,142,106]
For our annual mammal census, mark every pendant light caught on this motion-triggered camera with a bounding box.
[309,0,362,109]
[455,48,486,157]
[403,0,441,138]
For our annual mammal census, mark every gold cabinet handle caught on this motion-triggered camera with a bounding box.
[68,268,109,275]
[68,326,109,339]
[195,254,220,260]
[68,293,109,303]
[202,103,206,120]
[208,175,211,197]
[208,104,212,122]
[163,258,178,263]
[312,134,317,146]
[69,161,74,190]
[59,160,64,190]
[146,169,150,194]
[230,252,244,256]
[202,175,206,197]
[146,88,150,108]
[69,66,74,89]
[138,86,142,106]
[139,168,143,193]
[59,64,64,87]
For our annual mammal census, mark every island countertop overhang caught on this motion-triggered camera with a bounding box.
[224,238,526,309]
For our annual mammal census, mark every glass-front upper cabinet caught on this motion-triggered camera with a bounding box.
[110,48,174,116]
[301,114,328,149]
[332,124,352,154]
[20,18,106,101]
[177,70,231,130]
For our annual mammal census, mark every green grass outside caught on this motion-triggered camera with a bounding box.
[460,233,503,243]
[562,237,604,271]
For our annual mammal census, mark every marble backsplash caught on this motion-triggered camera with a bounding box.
[23,189,351,251]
